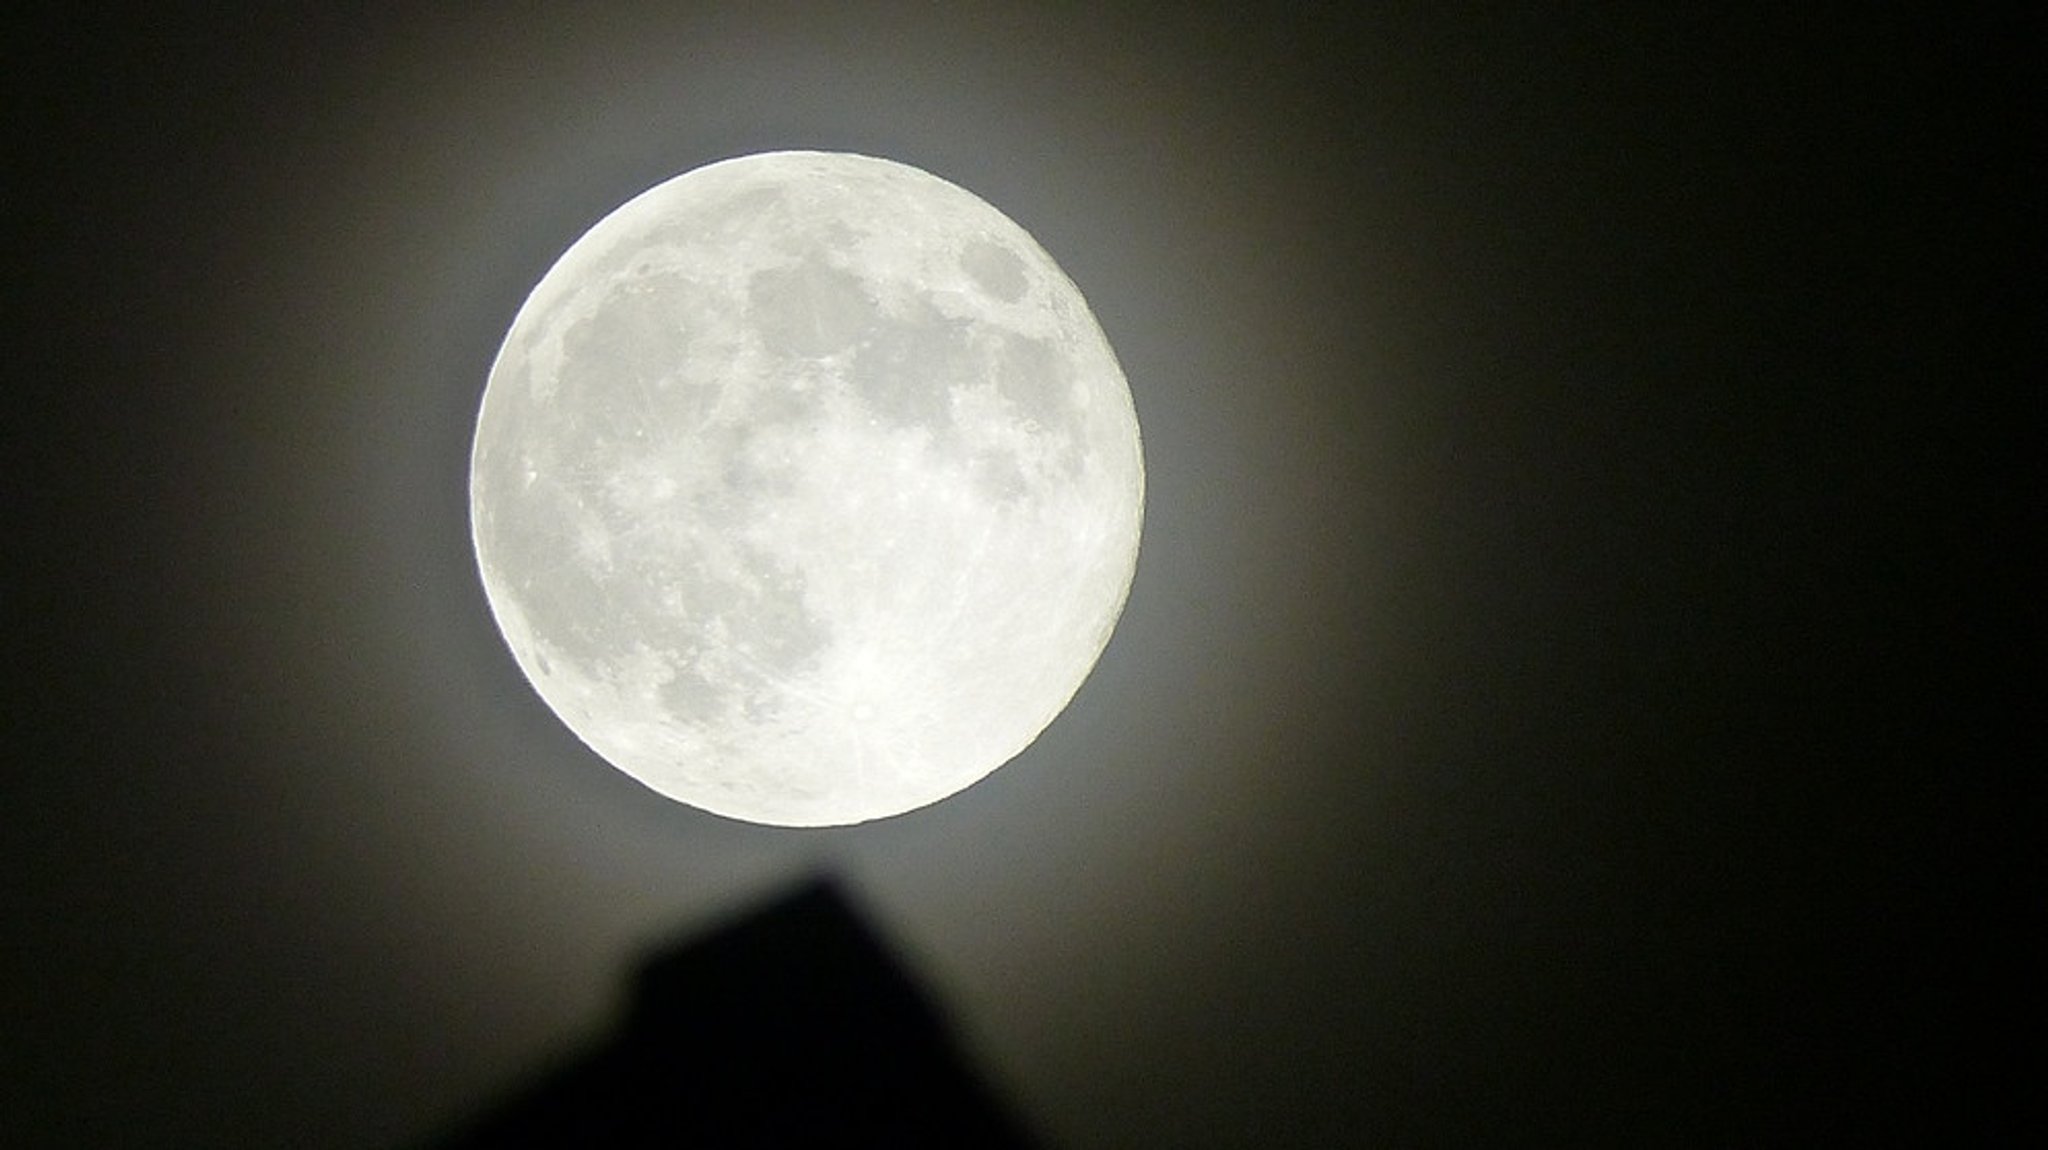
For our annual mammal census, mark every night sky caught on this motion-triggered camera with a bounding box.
[6,5,2024,1146]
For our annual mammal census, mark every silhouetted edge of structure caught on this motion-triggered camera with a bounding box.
[425,875,1038,1148]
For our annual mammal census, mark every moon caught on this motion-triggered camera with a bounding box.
[469,151,1144,827]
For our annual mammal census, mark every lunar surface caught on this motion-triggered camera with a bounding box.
[470,151,1144,826]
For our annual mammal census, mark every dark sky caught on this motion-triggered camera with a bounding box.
[5,4,2025,1146]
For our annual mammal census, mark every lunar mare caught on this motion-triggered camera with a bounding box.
[470,151,1143,826]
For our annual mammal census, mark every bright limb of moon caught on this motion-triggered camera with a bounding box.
[469,151,1144,826]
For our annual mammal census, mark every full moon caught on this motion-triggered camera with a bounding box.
[469,151,1144,826]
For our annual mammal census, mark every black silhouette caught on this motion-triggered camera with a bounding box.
[428,878,1036,1148]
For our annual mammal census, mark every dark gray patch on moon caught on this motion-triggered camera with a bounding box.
[747,259,873,358]
[994,333,1088,480]
[970,450,1030,504]
[696,429,798,526]
[495,537,613,667]
[995,334,1080,435]
[960,238,1027,302]
[847,300,975,432]
[560,275,690,414]
[744,374,830,434]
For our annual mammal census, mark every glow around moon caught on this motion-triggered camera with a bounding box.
[469,151,1144,826]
